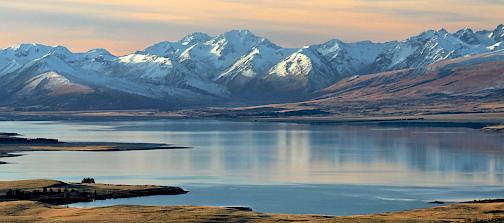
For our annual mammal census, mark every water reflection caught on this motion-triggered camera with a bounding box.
[0,120,503,186]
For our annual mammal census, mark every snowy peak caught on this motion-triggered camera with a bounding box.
[143,32,211,58]
[4,43,54,55]
[80,48,116,60]
[1,25,504,109]
[180,32,211,45]
[143,41,186,58]
[269,47,319,78]
[176,29,278,80]
[0,44,118,74]
[9,53,84,84]
[118,53,171,64]
[215,42,294,87]
[137,25,504,97]
[316,39,395,75]
[18,71,94,97]
[492,24,504,42]
[207,29,268,59]
[0,44,73,62]
[220,30,262,43]
[369,26,503,72]
[454,28,480,45]
[259,46,347,95]
[268,47,337,87]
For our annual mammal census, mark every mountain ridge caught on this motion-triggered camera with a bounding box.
[0,25,503,110]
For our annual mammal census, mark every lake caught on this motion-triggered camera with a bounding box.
[0,119,503,216]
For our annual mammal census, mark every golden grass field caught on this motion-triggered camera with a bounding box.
[0,179,186,206]
[0,200,504,222]
[0,180,504,222]
[0,179,169,194]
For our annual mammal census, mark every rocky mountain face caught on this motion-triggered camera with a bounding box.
[0,25,503,110]
[316,50,504,101]
[208,50,504,118]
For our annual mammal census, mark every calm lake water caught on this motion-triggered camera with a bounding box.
[0,119,504,215]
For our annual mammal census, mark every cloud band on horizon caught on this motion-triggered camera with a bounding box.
[0,0,502,55]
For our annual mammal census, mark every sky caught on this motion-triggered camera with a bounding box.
[0,0,503,55]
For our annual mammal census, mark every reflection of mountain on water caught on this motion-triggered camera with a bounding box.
[0,120,503,186]
[299,125,504,185]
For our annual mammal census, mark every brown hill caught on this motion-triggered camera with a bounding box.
[206,50,504,119]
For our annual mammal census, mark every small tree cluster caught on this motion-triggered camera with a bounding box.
[81,178,96,184]
[6,189,26,199]
[4,187,82,200]
[41,187,76,194]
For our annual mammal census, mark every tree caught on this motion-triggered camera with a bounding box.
[6,189,13,198]
[14,190,24,198]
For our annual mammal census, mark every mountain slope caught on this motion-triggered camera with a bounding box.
[265,46,338,94]
[367,27,504,73]
[214,41,295,90]
[211,50,504,118]
[143,32,211,59]
[316,50,504,101]
[0,25,503,110]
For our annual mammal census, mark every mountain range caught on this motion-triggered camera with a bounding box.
[0,25,503,110]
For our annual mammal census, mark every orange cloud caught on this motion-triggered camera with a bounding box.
[0,0,502,55]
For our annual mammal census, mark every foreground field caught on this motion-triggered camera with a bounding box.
[2,181,504,222]
[1,200,504,222]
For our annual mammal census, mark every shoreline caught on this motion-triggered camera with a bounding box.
[0,133,190,164]
[2,198,504,222]
[1,110,503,131]
[483,125,504,133]
[0,143,190,164]
[2,179,504,222]
[0,179,187,205]
[0,110,504,124]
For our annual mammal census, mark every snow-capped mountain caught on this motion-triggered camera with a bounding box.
[265,46,337,94]
[215,39,295,90]
[222,50,504,118]
[367,28,503,73]
[315,49,504,104]
[0,25,503,109]
[0,44,228,109]
[142,32,211,59]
